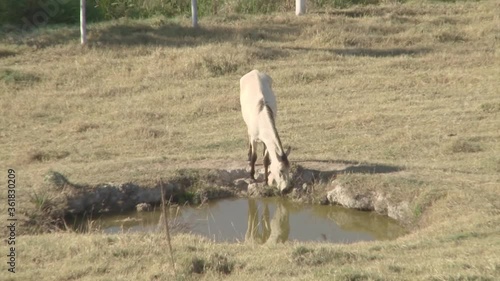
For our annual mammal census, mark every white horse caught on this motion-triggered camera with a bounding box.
[240,70,291,191]
[245,199,290,244]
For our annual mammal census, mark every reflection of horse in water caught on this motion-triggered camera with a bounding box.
[245,199,290,244]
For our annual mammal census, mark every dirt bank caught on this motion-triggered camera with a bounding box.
[37,161,412,229]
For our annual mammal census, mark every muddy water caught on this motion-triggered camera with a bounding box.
[79,198,406,243]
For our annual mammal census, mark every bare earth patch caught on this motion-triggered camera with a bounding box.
[36,160,412,233]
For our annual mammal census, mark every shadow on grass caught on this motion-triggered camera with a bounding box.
[297,159,402,173]
[4,18,432,60]
[0,49,16,58]
[283,46,431,57]
[89,21,300,47]
[293,159,403,185]
[4,19,301,48]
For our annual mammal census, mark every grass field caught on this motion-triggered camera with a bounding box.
[1,0,500,280]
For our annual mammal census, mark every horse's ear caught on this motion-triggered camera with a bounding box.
[285,146,291,157]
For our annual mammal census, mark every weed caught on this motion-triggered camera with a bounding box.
[201,56,238,77]
[413,204,423,218]
[188,253,234,275]
[30,191,53,212]
[448,139,483,154]
[190,257,206,274]
[0,68,39,85]
[208,253,234,274]
[292,247,367,266]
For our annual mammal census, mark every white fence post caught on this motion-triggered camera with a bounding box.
[296,0,306,16]
[80,0,87,45]
[191,0,198,28]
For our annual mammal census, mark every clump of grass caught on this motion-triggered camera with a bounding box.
[388,264,405,273]
[135,127,165,139]
[0,49,16,58]
[335,269,376,281]
[66,215,103,234]
[170,190,195,205]
[24,189,67,234]
[292,246,368,266]
[190,257,206,274]
[75,123,100,133]
[27,150,70,163]
[291,246,314,264]
[289,71,328,84]
[170,169,203,189]
[188,253,234,275]
[201,56,238,77]
[30,191,54,213]
[480,102,500,113]
[0,68,39,85]
[436,30,467,42]
[245,46,289,61]
[208,253,234,275]
[448,139,483,154]
[193,186,235,204]
[411,186,447,219]
[233,0,282,14]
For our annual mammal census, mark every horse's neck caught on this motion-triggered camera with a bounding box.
[258,109,284,162]
[266,203,289,244]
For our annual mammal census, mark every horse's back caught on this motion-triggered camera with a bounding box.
[240,70,277,116]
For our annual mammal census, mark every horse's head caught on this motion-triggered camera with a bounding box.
[269,147,291,192]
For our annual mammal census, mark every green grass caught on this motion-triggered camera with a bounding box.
[0,0,413,26]
[1,0,500,280]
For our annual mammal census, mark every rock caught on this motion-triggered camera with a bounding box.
[326,184,411,223]
[233,178,251,191]
[373,193,388,214]
[136,203,152,212]
[136,187,162,203]
[217,169,248,185]
[326,184,373,211]
[387,201,410,222]
[301,170,316,184]
[319,196,329,205]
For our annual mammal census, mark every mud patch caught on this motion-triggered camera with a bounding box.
[41,161,411,227]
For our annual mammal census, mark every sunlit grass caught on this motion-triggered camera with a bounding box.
[0,0,499,280]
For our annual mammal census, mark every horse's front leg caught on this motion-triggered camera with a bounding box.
[263,145,270,185]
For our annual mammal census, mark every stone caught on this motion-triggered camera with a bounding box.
[136,203,152,212]
[326,184,373,211]
[373,193,388,214]
[387,201,410,222]
[319,196,329,205]
[233,178,250,191]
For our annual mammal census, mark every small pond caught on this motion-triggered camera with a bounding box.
[75,197,406,244]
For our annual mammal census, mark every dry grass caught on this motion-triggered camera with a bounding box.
[1,0,499,279]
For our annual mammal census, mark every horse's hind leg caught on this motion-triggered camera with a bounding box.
[247,140,252,164]
[249,140,258,180]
